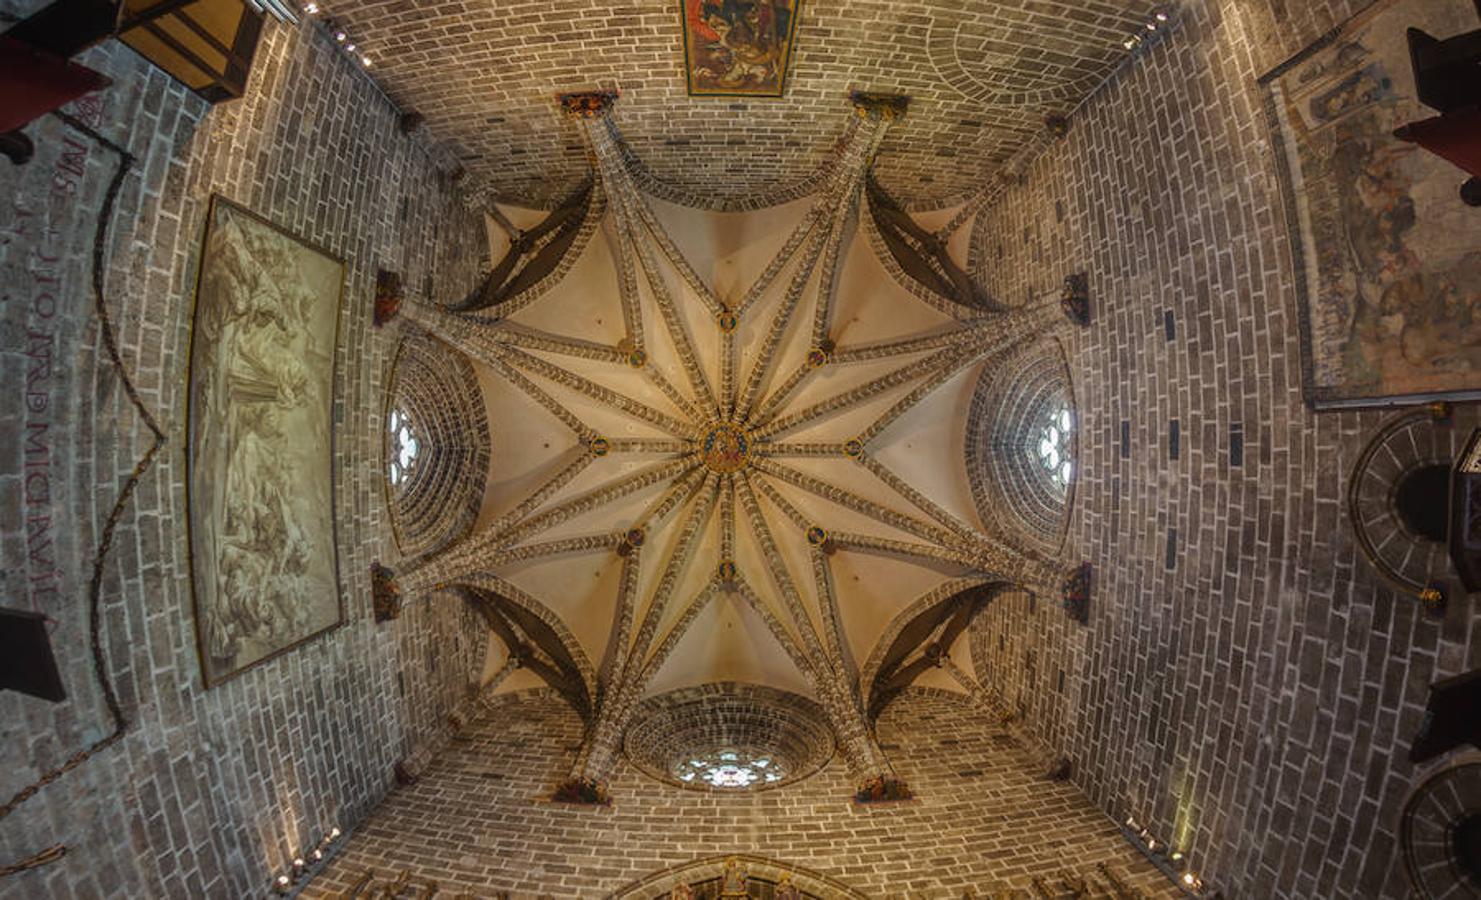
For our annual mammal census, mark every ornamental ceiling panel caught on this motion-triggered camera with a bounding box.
[325,0,1162,208]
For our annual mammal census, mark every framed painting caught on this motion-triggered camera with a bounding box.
[185,195,345,686]
[681,0,802,97]
[1258,0,1481,409]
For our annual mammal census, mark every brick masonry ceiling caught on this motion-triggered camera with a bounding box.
[329,0,1161,208]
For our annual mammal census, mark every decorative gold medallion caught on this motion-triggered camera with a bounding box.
[702,424,751,473]
[591,436,611,456]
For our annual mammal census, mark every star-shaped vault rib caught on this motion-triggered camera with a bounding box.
[387,93,1068,799]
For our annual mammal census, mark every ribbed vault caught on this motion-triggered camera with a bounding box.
[381,92,1078,800]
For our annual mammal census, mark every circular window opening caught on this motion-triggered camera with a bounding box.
[388,407,420,486]
[1455,812,1481,885]
[625,684,833,793]
[1035,404,1073,490]
[675,748,784,788]
[1394,464,1449,542]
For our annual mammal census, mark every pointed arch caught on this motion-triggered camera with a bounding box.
[448,572,598,700]
[611,854,870,899]
[857,577,1006,720]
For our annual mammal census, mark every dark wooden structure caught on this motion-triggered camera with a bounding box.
[0,608,67,703]
[7,0,266,103]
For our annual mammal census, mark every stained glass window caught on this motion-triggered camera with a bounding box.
[672,749,784,789]
[388,408,420,486]
[1036,405,1073,488]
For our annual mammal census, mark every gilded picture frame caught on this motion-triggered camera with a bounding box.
[681,0,803,98]
[1258,0,1481,409]
[184,195,346,687]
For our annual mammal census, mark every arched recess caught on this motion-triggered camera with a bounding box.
[964,336,1077,554]
[611,854,870,899]
[450,179,603,317]
[461,586,592,722]
[623,683,835,793]
[858,578,1001,722]
[861,174,1005,317]
[383,334,490,562]
[452,571,598,704]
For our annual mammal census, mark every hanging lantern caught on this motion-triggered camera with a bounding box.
[115,0,268,102]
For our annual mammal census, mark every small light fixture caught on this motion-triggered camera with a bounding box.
[303,2,318,12]
[361,55,372,66]
[345,43,356,52]
[1156,11,1168,20]
[329,827,342,840]
[335,30,346,42]
[1146,21,1157,30]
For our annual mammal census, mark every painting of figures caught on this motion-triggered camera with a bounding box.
[186,196,344,685]
[682,0,802,97]
[1260,0,1481,408]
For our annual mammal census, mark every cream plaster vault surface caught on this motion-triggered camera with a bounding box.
[463,188,1007,701]
[305,688,1178,898]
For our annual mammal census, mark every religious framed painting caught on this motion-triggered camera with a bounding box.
[681,0,802,97]
[184,195,346,686]
[1258,0,1481,409]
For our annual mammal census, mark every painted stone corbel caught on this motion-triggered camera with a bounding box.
[1061,272,1090,325]
[373,268,402,326]
[371,561,402,622]
[558,89,618,119]
[551,776,611,806]
[1062,561,1092,624]
[854,774,914,804]
[850,90,910,121]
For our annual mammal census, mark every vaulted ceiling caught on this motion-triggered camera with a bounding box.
[385,94,1075,788]
[327,0,1162,208]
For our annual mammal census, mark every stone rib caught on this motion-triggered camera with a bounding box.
[751,457,959,548]
[501,345,693,437]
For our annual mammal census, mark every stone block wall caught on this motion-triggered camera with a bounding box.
[305,687,1177,898]
[0,12,486,898]
[965,1,1481,897]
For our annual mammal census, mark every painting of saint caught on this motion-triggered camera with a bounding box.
[1260,0,1481,408]
[682,0,801,97]
[186,197,345,685]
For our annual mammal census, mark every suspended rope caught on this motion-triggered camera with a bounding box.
[1,110,158,878]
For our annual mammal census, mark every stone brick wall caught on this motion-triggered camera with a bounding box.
[320,0,1166,211]
[305,686,1177,898]
[0,15,486,898]
[966,1,1481,897]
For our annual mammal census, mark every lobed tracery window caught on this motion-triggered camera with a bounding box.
[1036,405,1073,489]
[673,749,784,789]
[388,407,421,487]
